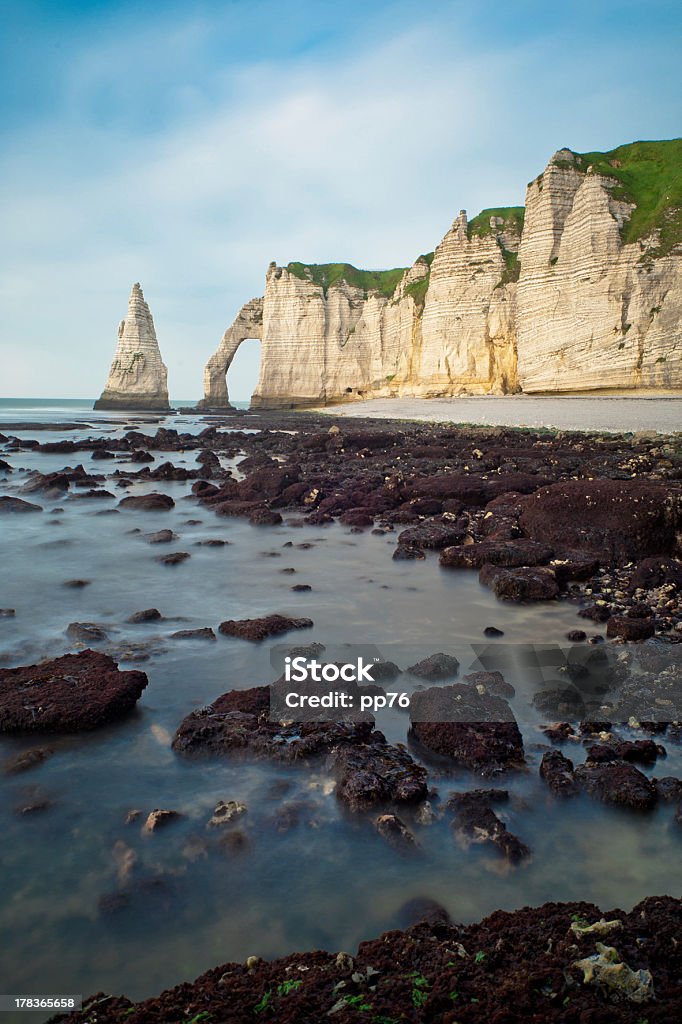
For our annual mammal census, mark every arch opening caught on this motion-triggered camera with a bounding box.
[226,338,261,409]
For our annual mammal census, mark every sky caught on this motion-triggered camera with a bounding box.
[1,0,680,401]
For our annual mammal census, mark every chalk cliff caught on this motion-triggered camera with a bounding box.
[95,283,170,411]
[199,137,681,408]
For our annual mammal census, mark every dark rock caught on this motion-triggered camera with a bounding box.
[330,741,428,810]
[586,739,662,766]
[218,614,313,641]
[550,552,601,586]
[290,584,312,592]
[463,670,515,698]
[172,685,373,761]
[410,684,524,774]
[397,518,466,551]
[144,530,177,544]
[392,543,426,561]
[484,625,504,637]
[118,493,175,511]
[480,565,559,602]
[375,813,419,851]
[127,609,162,624]
[567,630,587,642]
[574,760,657,811]
[395,897,453,929]
[655,776,682,802]
[66,622,109,643]
[533,685,586,718]
[249,507,284,526]
[407,652,459,680]
[0,651,148,732]
[629,556,682,592]
[3,746,54,775]
[539,750,579,797]
[520,479,680,562]
[578,603,613,623]
[606,616,655,641]
[368,661,402,682]
[440,538,553,569]
[339,509,375,528]
[449,791,530,862]
[0,496,42,513]
[170,628,216,641]
[157,551,190,565]
[63,579,91,588]
[0,608,16,617]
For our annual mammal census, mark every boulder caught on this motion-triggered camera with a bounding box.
[218,614,313,641]
[119,492,175,511]
[520,480,679,562]
[410,684,524,774]
[0,651,148,733]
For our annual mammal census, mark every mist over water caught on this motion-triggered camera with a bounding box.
[0,402,681,1020]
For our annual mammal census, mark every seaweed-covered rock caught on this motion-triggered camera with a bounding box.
[520,480,679,562]
[410,684,524,774]
[172,685,372,761]
[330,739,428,810]
[0,651,147,733]
[574,760,657,811]
[539,750,579,797]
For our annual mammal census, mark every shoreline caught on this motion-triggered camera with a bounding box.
[309,394,682,434]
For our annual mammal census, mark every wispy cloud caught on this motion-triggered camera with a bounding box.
[1,0,680,398]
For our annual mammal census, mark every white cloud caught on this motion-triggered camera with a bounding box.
[0,7,679,399]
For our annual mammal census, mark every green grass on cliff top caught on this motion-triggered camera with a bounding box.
[573,138,682,255]
[286,262,407,297]
[467,206,525,238]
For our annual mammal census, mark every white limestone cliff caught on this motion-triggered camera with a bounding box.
[95,284,170,411]
[199,140,681,408]
[516,149,682,392]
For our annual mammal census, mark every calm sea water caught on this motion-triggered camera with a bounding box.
[1,400,681,1021]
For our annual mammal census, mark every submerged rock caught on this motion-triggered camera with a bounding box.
[375,813,419,851]
[0,496,42,513]
[449,789,530,863]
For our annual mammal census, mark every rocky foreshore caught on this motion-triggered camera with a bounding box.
[2,408,682,1021]
[49,895,681,1022]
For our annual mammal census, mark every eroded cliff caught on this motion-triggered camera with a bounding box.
[202,138,681,408]
[95,283,170,411]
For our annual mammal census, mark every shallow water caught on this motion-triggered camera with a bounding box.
[1,406,681,1020]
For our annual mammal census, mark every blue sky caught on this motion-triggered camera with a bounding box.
[1,0,680,400]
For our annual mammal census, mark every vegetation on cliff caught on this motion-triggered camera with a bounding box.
[467,206,525,239]
[286,261,406,297]
[574,138,682,255]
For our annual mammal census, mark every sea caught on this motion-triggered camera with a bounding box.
[0,397,681,1021]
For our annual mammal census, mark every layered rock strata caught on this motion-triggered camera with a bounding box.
[95,283,170,410]
[202,140,681,407]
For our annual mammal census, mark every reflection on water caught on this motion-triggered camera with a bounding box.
[1,410,681,1017]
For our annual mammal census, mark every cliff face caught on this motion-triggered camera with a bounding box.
[517,148,682,392]
[201,139,681,408]
[95,283,170,411]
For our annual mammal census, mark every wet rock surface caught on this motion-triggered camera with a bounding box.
[409,684,525,774]
[50,895,682,1023]
[0,651,148,733]
[218,614,314,641]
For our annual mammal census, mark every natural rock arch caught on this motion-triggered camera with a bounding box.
[200,297,264,408]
